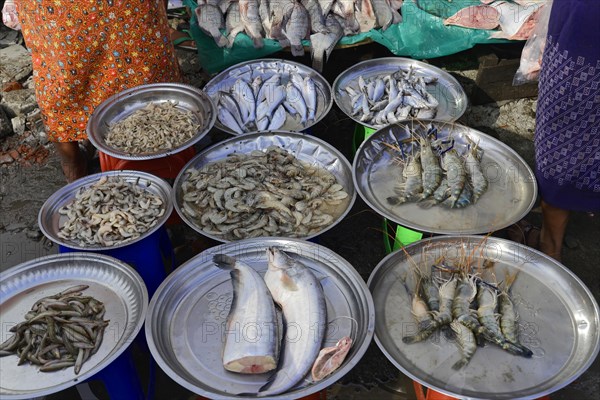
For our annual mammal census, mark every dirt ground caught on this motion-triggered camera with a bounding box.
[1,43,598,400]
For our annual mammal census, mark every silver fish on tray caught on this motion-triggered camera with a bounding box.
[213,254,280,374]
[260,247,327,396]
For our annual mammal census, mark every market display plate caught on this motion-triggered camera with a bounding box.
[146,238,375,399]
[87,83,216,160]
[353,120,537,235]
[172,131,356,242]
[39,170,173,251]
[203,59,332,135]
[368,236,600,400]
[0,253,148,399]
[333,57,468,129]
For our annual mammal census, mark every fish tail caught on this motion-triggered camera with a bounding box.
[291,44,305,57]
[213,254,237,270]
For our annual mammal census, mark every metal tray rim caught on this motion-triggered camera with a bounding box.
[146,237,375,400]
[87,82,217,160]
[0,252,148,400]
[352,120,538,234]
[332,57,468,129]
[38,170,174,251]
[367,235,600,400]
[203,58,333,136]
[172,131,357,242]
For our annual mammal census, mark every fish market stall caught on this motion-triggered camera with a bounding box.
[183,0,548,73]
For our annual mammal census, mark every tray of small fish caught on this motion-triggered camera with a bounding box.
[87,83,216,160]
[0,253,148,399]
[353,120,537,234]
[39,170,173,250]
[146,238,375,399]
[333,57,468,129]
[203,59,332,135]
[368,235,600,400]
[173,131,355,242]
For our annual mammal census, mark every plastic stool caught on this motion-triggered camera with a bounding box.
[91,348,144,400]
[59,226,174,298]
[195,390,326,399]
[98,147,196,179]
[413,382,552,400]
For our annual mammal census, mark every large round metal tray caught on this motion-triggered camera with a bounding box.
[333,57,467,128]
[368,236,600,400]
[0,253,148,399]
[39,170,173,251]
[146,238,375,399]
[203,59,332,135]
[353,120,537,234]
[87,83,216,160]
[173,131,356,242]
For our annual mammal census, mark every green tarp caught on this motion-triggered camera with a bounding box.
[184,0,507,73]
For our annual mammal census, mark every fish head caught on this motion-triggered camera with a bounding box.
[266,247,301,291]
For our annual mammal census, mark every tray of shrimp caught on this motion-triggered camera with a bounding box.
[368,235,600,400]
[352,120,537,235]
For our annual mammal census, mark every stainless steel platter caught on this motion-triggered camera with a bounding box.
[333,57,468,128]
[0,253,148,399]
[353,120,537,234]
[203,59,332,135]
[39,170,173,251]
[173,131,356,242]
[368,236,600,400]
[87,83,216,160]
[146,238,375,400]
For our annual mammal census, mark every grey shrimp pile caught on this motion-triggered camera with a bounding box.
[0,285,109,375]
[181,146,349,240]
[387,125,488,209]
[402,259,533,369]
[105,101,199,154]
[58,176,165,247]
[345,67,439,127]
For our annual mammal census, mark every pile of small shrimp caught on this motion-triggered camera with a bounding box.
[180,146,349,240]
[386,124,488,209]
[402,252,532,370]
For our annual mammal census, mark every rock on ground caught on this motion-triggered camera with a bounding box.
[0,44,32,84]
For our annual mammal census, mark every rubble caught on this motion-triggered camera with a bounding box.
[0,44,32,84]
[0,106,12,138]
[0,88,38,116]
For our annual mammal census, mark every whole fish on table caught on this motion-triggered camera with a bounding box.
[260,247,327,396]
[213,254,280,374]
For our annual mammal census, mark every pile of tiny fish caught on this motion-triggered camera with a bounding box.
[214,63,319,133]
[214,248,352,395]
[58,176,165,247]
[386,126,488,209]
[180,146,349,240]
[0,285,109,375]
[195,0,404,71]
[344,67,439,127]
[105,101,199,154]
[402,259,533,369]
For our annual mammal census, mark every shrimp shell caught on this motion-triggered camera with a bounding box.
[441,149,466,208]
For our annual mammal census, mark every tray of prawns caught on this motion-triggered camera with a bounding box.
[368,236,600,400]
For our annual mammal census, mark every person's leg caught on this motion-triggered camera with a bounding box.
[539,200,570,262]
[54,141,87,182]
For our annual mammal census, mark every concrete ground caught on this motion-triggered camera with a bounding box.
[1,43,598,399]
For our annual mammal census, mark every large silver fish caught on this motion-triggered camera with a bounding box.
[282,2,311,56]
[310,13,343,72]
[240,0,265,48]
[195,4,228,48]
[213,254,279,374]
[260,247,327,396]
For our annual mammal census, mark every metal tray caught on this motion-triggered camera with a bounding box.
[87,83,216,160]
[353,120,537,234]
[333,57,468,128]
[367,236,600,400]
[203,59,332,135]
[39,170,173,251]
[0,253,148,399]
[145,238,375,400]
[172,131,356,242]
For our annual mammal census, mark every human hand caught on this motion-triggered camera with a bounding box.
[2,0,21,30]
